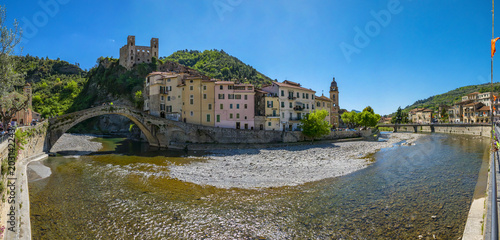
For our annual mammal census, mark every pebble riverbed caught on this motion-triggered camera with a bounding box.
[169,133,421,189]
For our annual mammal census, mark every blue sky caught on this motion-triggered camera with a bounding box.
[3,0,497,115]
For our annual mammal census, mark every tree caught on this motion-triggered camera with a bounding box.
[0,5,25,128]
[391,106,403,124]
[363,106,374,114]
[300,109,332,141]
[0,91,27,128]
[0,5,23,97]
[358,111,381,129]
[341,111,359,129]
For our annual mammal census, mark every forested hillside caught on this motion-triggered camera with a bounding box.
[163,49,274,87]
[15,55,87,117]
[401,82,500,112]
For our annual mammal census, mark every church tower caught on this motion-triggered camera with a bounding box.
[329,77,339,127]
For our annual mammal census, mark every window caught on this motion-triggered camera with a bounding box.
[236,113,240,119]
[289,102,292,108]
[228,94,235,99]
[190,86,194,91]
[167,79,171,82]
[220,104,223,110]
[235,95,241,99]
[220,85,223,90]
[203,94,207,99]
[203,85,207,90]
[317,102,320,107]
[160,104,165,110]
[236,104,240,109]
[161,96,164,101]
[281,90,284,97]
[244,116,247,119]
[248,86,253,90]
[218,94,225,99]
[166,106,172,112]
[244,95,248,100]
[267,101,273,108]
[208,104,212,110]
[228,85,234,90]
[244,104,248,109]
[268,122,271,126]
[190,95,194,105]
[297,92,300,98]
[244,124,248,129]
[168,96,171,101]
[306,104,309,109]
[217,115,220,122]
[230,113,233,119]
[190,80,193,83]
[306,93,309,99]
[302,93,305,98]
[230,104,233,109]
[281,102,285,108]
[273,110,277,116]
[207,114,211,122]
[282,113,285,118]
[190,111,194,116]
[332,94,335,99]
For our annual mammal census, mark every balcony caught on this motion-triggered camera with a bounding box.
[266,114,280,118]
[289,117,302,121]
[160,89,169,94]
[288,96,297,100]
[293,106,304,111]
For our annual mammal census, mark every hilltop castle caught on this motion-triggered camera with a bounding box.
[119,36,159,69]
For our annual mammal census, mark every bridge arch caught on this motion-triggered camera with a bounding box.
[47,106,160,151]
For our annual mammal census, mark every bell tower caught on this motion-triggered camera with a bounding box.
[329,77,339,127]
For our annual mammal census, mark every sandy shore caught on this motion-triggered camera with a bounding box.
[50,133,103,155]
[169,133,422,189]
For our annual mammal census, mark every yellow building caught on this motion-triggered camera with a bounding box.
[314,95,332,125]
[144,72,185,121]
[263,92,281,131]
[181,76,216,126]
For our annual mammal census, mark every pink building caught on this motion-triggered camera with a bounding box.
[214,81,255,129]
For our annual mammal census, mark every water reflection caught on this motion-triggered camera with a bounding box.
[29,134,488,239]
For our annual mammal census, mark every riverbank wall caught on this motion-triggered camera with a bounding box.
[0,121,49,240]
[169,129,373,150]
[394,124,492,137]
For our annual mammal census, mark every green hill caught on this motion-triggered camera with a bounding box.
[401,82,500,113]
[15,55,87,117]
[163,49,274,87]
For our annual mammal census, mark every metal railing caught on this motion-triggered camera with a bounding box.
[492,126,500,240]
[0,134,8,145]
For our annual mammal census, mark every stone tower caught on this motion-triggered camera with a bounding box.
[329,77,339,127]
[119,36,159,69]
[151,38,159,59]
[24,83,32,109]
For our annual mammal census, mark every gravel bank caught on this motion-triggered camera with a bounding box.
[50,133,102,155]
[169,133,422,189]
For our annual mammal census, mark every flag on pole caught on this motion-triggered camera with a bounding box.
[492,37,500,57]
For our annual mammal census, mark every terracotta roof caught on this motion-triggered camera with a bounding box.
[283,80,300,86]
[315,95,332,101]
[478,106,490,111]
[468,92,480,95]
[274,82,315,92]
[464,102,482,107]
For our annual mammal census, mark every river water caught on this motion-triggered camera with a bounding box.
[29,133,489,239]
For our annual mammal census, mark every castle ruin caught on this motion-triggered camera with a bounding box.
[119,36,159,69]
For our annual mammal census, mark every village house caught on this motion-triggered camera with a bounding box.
[408,108,433,124]
[254,89,280,130]
[214,81,255,130]
[181,76,216,126]
[262,80,316,131]
[314,94,333,125]
[143,72,185,121]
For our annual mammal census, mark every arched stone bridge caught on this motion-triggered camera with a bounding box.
[47,105,302,151]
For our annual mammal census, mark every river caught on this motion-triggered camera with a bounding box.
[28,133,489,239]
